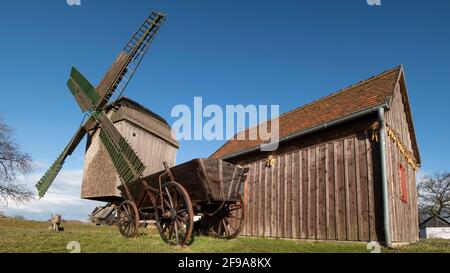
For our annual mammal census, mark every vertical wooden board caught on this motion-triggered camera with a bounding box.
[386,136,394,241]
[285,154,292,238]
[335,140,347,240]
[409,165,415,241]
[242,163,247,236]
[365,139,377,241]
[358,138,370,241]
[242,164,248,236]
[240,164,247,236]
[333,142,340,240]
[394,92,407,242]
[354,139,362,241]
[279,155,285,238]
[397,150,403,242]
[303,149,310,239]
[298,151,303,239]
[247,163,254,236]
[251,163,257,236]
[317,145,327,240]
[265,160,271,237]
[408,167,413,241]
[258,161,264,237]
[324,144,330,240]
[395,144,402,242]
[253,162,260,236]
[400,153,406,242]
[413,169,419,240]
[412,170,419,241]
[346,138,358,241]
[406,164,412,241]
[271,157,278,237]
[309,147,317,239]
[277,156,283,238]
[343,139,351,240]
[292,152,300,238]
[391,144,399,242]
[401,155,407,242]
[327,143,337,240]
[246,164,254,236]
[399,150,405,242]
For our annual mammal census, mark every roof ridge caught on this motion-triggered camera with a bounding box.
[110,97,171,127]
[210,65,403,159]
[234,65,401,132]
[278,65,402,119]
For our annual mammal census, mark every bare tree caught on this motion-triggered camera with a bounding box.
[417,172,450,223]
[0,116,33,205]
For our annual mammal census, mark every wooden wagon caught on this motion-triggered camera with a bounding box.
[117,158,249,245]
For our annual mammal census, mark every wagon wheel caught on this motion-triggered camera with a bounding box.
[210,194,246,239]
[153,181,194,246]
[117,200,140,238]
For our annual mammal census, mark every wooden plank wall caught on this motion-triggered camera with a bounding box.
[385,81,420,243]
[242,133,380,242]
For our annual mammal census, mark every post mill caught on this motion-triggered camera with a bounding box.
[36,12,172,200]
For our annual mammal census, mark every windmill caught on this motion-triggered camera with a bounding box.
[36,11,167,198]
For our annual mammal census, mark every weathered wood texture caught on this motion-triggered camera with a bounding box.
[222,70,419,244]
[121,158,249,206]
[236,80,419,243]
[81,101,178,202]
[96,52,131,99]
[235,117,384,242]
[385,79,420,243]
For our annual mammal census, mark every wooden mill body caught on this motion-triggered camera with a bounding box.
[81,97,179,202]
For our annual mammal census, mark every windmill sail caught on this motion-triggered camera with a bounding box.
[36,125,88,198]
[36,11,165,198]
[67,67,100,112]
[96,12,166,107]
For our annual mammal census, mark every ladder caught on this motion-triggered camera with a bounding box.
[105,12,166,103]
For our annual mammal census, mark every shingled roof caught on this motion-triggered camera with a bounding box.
[109,97,170,126]
[211,66,419,162]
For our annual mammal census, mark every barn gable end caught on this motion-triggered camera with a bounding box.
[385,68,420,243]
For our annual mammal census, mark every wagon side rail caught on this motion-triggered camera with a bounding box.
[197,159,250,202]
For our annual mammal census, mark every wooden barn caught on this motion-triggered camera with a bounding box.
[211,66,421,246]
[81,97,179,202]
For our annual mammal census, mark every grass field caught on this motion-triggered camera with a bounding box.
[1,218,449,253]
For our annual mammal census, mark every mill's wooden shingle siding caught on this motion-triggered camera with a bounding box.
[212,66,420,243]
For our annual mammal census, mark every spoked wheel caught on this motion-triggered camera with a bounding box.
[153,181,194,246]
[117,200,140,238]
[210,194,246,239]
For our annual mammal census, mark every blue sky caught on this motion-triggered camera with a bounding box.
[1,0,449,220]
